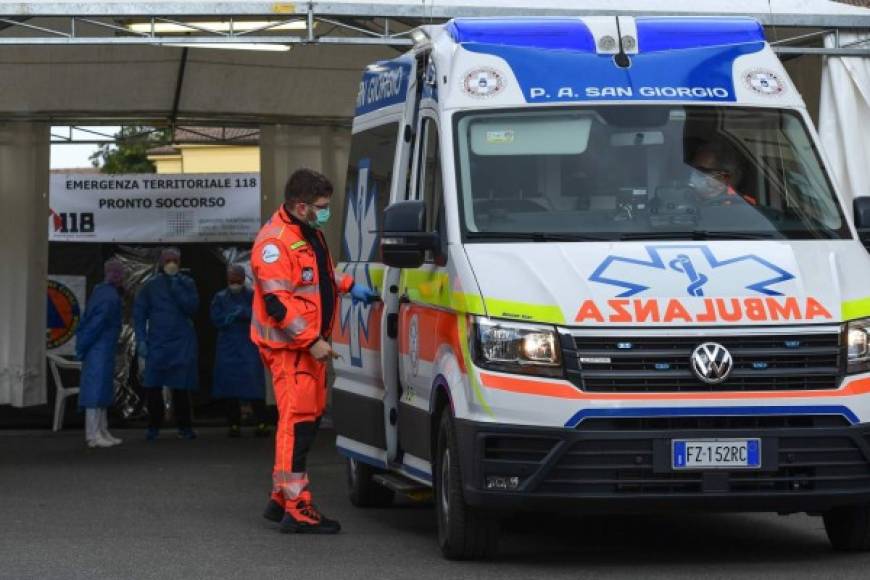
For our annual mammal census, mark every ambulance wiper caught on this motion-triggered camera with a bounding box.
[618,231,778,241]
[703,231,780,240]
[467,232,608,242]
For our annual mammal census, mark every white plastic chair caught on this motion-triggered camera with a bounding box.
[47,353,81,432]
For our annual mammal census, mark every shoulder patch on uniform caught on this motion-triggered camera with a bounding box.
[290,240,307,250]
[262,243,281,264]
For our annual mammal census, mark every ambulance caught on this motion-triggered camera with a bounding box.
[331,16,870,559]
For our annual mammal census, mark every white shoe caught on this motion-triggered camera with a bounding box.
[86,435,115,448]
[100,429,123,445]
[96,409,121,445]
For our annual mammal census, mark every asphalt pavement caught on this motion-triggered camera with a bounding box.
[2,427,869,580]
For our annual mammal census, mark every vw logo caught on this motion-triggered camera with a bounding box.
[690,342,733,384]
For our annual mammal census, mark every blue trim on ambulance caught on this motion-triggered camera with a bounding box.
[564,405,861,428]
[336,445,388,469]
[462,40,764,103]
[400,464,433,484]
[354,58,412,116]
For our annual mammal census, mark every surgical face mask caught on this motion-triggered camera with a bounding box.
[228,283,243,293]
[163,262,180,276]
[689,169,727,199]
[308,205,331,229]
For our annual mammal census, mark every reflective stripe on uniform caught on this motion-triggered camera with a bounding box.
[259,278,319,296]
[259,278,296,293]
[252,317,299,345]
[273,470,309,500]
[288,316,307,335]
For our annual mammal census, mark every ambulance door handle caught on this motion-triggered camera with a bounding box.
[387,295,409,339]
[387,313,399,339]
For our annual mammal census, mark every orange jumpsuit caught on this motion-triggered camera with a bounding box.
[250,204,353,506]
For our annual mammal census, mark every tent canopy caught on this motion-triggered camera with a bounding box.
[0,1,868,122]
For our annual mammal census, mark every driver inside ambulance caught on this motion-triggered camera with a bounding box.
[688,142,757,206]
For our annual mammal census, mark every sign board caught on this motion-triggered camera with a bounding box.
[49,172,260,242]
[47,275,86,355]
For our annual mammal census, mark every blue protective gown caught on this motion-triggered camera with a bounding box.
[133,273,199,390]
[210,287,265,400]
[75,283,123,408]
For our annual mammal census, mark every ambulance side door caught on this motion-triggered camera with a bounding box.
[333,118,405,466]
[396,111,447,480]
[333,56,418,468]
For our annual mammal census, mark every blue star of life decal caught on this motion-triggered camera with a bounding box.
[340,158,380,367]
[589,244,795,298]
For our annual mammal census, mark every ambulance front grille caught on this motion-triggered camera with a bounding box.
[537,433,870,496]
[563,330,843,392]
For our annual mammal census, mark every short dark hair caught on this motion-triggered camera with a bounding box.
[693,142,743,183]
[284,168,333,204]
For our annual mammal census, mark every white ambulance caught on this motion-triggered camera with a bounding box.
[331,16,870,559]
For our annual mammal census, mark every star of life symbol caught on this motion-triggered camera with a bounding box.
[462,68,506,98]
[589,245,795,298]
[744,69,786,96]
[340,158,380,368]
[668,254,708,297]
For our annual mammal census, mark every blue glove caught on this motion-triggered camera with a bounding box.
[137,341,148,359]
[350,284,379,305]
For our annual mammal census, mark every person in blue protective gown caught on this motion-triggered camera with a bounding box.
[76,258,126,448]
[210,264,270,438]
[134,247,200,441]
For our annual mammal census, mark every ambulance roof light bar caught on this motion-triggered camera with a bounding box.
[445,17,765,54]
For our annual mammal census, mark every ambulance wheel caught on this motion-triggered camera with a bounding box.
[435,411,499,560]
[346,457,395,508]
[824,505,870,551]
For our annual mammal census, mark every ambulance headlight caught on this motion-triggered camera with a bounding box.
[847,318,870,374]
[473,318,562,377]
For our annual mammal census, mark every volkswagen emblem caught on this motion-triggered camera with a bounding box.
[690,342,733,384]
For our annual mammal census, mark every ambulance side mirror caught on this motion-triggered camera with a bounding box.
[853,197,870,251]
[380,201,439,269]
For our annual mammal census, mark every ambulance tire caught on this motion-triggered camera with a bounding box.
[346,457,395,508]
[435,411,499,560]
[823,505,870,551]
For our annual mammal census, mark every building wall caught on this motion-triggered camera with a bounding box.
[154,155,183,174]
[151,145,260,174]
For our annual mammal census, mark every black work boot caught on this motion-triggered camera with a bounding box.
[279,491,341,534]
[263,494,285,523]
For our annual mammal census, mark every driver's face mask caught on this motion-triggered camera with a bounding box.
[689,168,728,199]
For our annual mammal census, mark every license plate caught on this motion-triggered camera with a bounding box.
[672,438,761,470]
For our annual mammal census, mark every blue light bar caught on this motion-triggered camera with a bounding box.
[446,18,595,52]
[636,18,765,52]
[446,17,764,54]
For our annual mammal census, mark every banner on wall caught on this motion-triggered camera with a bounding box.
[47,275,87,356]
[49,172,260,243]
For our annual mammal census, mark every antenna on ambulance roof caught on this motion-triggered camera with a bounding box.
[613,16,631,68]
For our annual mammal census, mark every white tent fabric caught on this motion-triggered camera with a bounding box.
[819,31,870,205]
[11,0,870,19]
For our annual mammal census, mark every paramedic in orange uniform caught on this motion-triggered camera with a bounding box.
[251,168,378,534]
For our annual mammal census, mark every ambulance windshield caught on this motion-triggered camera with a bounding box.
[455,106,850,241]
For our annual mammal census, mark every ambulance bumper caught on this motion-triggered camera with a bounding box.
[454,417,870,514]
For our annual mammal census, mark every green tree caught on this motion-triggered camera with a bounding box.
[90,126,170,174]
